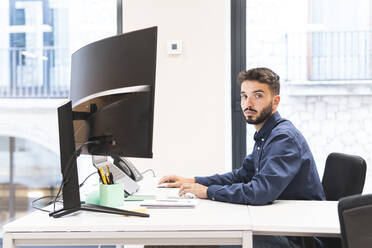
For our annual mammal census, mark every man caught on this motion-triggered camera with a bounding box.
[159,67,324,203]
[158,68,325,247]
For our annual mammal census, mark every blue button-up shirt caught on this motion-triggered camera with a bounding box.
[195,112,325,205]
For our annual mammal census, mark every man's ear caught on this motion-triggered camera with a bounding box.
[273,95,280,109]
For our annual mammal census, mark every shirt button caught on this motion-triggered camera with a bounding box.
[261,138,265,142]
[256,168,258,172]
[257,147,260,150]
[212,197,215,201]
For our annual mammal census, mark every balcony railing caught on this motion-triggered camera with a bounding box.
[0,47,70,98]
[286,31,372,81]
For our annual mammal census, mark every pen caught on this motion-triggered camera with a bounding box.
[98,167,108,184]
[109,172,114,184]
[105,165,112,184]
[105,172,111,184]
[97,168,105,184]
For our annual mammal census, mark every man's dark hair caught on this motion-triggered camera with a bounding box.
[237,67,280,95]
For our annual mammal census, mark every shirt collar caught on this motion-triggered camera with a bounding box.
[253,112,282,142]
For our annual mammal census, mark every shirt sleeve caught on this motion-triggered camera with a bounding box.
[206,133,303,205]
[195,154,255,186]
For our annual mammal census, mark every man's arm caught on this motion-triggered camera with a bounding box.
[206,133,302,205]
[158,155,254,187]
[158,175,195,187]
[195,154,255,186]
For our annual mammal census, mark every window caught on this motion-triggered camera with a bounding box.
[0,136,60,229]
[1,0,117,98]
[233,0,372,191]
[0,0,119,235]
[287,0,372,81]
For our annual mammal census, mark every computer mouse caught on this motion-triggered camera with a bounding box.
[181,192,197,199]
[157,183,169,188]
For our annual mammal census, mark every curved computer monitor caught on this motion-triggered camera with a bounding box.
[51,27,157,218]
[70,26,157,158]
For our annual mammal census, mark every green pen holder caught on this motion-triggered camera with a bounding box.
[99,183,125,208]
[85,190,100,205]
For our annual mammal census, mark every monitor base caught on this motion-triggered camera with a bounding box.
[49,203,149,218]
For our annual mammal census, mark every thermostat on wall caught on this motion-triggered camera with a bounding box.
[167,40,182,55]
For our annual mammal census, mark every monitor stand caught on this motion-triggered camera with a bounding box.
[49,203,148,218]
[50,101,149,218]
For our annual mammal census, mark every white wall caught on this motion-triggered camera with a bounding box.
[123,0,231,177]
[280,96,372,187]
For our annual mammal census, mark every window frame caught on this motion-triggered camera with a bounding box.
[231,0,247,170]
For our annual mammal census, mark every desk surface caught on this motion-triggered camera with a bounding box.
[4,198,251,233]
[2,177,341,248]
[3,198,340,237]
[249,200,340,237]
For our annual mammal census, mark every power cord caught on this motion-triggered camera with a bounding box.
[52,140,100,212]
[32,171,98,212]
[33,107,107,213]
[31,195,63,213]
[79,171,98,188]
[141,168,156,177]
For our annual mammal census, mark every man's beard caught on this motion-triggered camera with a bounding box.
[245,102,273,125]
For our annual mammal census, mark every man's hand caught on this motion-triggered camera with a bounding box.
[158,175,195,188]
[178,183,208,199]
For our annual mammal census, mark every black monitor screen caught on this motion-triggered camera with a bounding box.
[70,26,157,106]
[52,27,157,218]
[69,27,157,158]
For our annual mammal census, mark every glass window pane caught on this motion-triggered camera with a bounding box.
[0,135,61,228]
[1,0,117,98]
[0,0,118,233]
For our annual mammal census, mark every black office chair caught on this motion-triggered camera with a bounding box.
[319,153,367,248]
[322,153,366,201]
[338,194,372,248]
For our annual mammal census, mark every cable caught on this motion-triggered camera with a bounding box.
[31,195,63,213]
[79,171,98,188]
[49,105,109,213]
[141,168,156,177]
[52,140,100,212]
[52,143,84,212]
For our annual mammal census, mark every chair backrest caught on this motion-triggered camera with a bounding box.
[338,194,372,248]
[322,152,366,201]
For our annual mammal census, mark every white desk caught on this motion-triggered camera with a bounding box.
[249,200,340,238]
[2,177,340,248]
[3,198,252,248]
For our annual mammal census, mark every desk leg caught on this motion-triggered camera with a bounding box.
[242,231,253,248]
[3,233,16,248]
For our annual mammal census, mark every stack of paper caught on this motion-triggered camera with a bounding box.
[124,195,156,201]
[140,199,197,209]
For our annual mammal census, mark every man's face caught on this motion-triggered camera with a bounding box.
[240,80,279,126]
